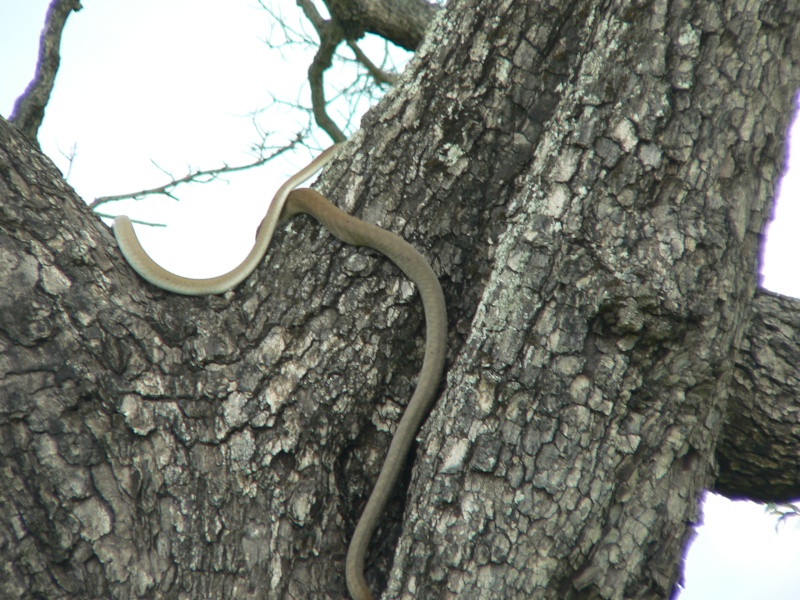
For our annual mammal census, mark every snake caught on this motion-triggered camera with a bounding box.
[113,145,447,600]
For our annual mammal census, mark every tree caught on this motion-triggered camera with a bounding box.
[2,1,800,599]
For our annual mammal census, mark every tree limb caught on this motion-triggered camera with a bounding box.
[298,0,349,143]
[262,1,418,141]
[324,0,440,51]
[716,288,800,502]
[346,39,398,86]
[9,0,82,147]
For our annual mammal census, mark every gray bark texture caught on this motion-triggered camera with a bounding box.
[1,0,800,599]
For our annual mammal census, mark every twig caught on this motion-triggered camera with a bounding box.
[90,135,304,210]
[57,141,78,181]
[94,212,167,228]
[346,40,398,86]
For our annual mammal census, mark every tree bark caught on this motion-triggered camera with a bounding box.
[1,1,799,599]
[716,290,800,503]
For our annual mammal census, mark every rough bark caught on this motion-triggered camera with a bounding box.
[715,289,800,502]
[371,1,800,596]
[1,1,799,599]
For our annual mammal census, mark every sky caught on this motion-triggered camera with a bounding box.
[1,1,799,597]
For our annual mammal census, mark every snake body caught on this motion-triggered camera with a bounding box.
[113,144,345,295]
[113,146,447,600]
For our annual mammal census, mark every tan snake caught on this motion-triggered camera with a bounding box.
[113,145,447,600]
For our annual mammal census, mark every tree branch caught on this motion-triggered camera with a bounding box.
[260,1,415,142]
[298,0,348,143]
[324,0,440,51]
[9,0,82,147]
[90,135,303,211]
[715,288,800,502]
[346,39,398,86]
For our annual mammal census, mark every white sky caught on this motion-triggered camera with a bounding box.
[1,1,799,597]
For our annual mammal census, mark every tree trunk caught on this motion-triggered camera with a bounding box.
[2,1,800,599]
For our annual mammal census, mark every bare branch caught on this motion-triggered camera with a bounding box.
[90,135,304,211]
[258,2,414,142]
[297,0,348,143]
[309,48,348,143]
[766,502,800,532]
[56,141,78,181]
[346,40,398,86]
[259,0,318,52]
[10,0,82,147]
[324,0,440,51]
[296,0,330,30]
[93,212,167,228]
